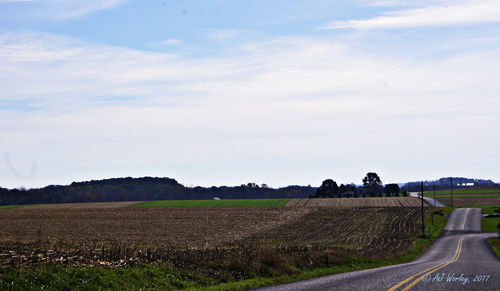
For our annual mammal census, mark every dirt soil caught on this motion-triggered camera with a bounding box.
[21,201,143,209]
[437,197,500,206]
[286,197,422,207]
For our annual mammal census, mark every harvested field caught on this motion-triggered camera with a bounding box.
[249,207,421,255]
[0,207,309,246]
[0,207,421,268]
[135,199,289,208]
[286,197,422,207]
[21,201,143,209]
[437,197,500,206]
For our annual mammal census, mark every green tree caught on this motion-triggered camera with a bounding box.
[362,172,383,197]
[313,179,339,198]
[384,184,400,197]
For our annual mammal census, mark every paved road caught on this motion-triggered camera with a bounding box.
[409,192,447,207]
[254,208,499,291]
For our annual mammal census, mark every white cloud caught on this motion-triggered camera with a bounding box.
[55,0,127,19]
[203,29,249,41]
[6,0,129,19]
[1,32,500,188]
[161,39,182,45]
[321,0,500,29]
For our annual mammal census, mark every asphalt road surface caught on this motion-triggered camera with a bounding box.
[409,192,447,207]
[254,208,499,291]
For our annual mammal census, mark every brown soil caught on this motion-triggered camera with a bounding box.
[285,197,422,207]
[21,201,143,209]
[0,207,421,267]
[437,197,500,206]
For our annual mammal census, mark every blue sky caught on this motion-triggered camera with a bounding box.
[1,0,500,188]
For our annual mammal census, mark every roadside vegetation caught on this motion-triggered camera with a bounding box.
[487,238,500,259]
[474,206,500,232]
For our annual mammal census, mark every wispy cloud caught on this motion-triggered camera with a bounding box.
[321,0,500,29]
[161,39,182,45]
[3,0,129,19]
[55,0,128,19]
[203,29,250,42]
[1,31,500,187]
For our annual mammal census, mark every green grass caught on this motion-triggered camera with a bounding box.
[487,238,500,259]
[479,205,500,232]
[427,194,500,198]
[0,205,23,209]
[134,199,290,208]
[424,188,500,196]
[0,263,208,291]
[483,217,500,232]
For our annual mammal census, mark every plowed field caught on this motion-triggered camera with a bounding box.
[0,207,422,268]
[286,197,422,207]
[437,197,500,206]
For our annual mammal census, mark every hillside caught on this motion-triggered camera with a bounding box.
[0,177,315,206]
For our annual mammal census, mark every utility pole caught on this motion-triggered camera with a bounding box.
[450,177,454,207]
[433,183,436,207]
[421,181,425,236]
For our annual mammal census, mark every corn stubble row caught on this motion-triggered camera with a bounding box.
[0,207,421,271]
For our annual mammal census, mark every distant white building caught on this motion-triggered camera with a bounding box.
[212,197,221,200]
[457,182,475,187]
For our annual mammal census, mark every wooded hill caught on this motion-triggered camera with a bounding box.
[0,177,315,206]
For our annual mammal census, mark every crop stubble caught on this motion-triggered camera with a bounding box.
[285,197,422,207]
[0,207,421,268]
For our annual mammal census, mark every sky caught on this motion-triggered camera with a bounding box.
[1,0,500,189]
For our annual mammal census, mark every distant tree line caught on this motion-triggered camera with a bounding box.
[402,177,496,192]
[0,177,315,206]
[1,175,495,206]
[311,172,404,198]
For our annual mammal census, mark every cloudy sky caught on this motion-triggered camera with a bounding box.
[1,0,499,189]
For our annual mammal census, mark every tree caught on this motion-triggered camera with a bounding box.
[338,183,357,198]
[313,179,339,198]
[384,184,400,197]
[362,172,383,197]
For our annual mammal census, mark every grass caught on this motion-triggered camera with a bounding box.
[0,205,23,210]
[0,263,207,291]
[428,195,500,198]
[134,199,290,208]
[477,206,500,233]
[487,237,500,259]
[424,188,500,196]
[483,218,500,232]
